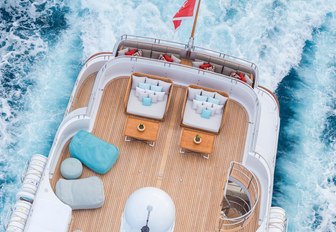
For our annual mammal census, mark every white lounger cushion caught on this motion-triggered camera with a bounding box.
[183,100,222,133]
[132,75,146,89]
[56,176,105,210]
[127,89,168,119]
[158,80,171,94]
[188,87,202,100]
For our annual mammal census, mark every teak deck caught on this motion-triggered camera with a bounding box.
[51,76,258,231]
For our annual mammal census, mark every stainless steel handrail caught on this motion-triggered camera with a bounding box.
[220,161,260,226]
[120,34,186,47]
[120,34,259,72]
[225,196,250,214]
[193,46,258,70]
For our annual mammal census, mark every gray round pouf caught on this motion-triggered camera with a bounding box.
[60,158,83,179]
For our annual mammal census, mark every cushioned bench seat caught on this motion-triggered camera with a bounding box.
[182,100,223,133]
[124,73,173,121]
[56,176,104,210]
[126,89,168,120]
[69,130,119,174]
[181,85,229,134]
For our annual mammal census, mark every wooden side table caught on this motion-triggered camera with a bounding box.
[124,116,160,147]
[179,128,215,159]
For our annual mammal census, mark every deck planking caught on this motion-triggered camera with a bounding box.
[51,77,259,231]
[71,72,97,111]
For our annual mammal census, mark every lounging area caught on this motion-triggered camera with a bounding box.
[115,40,255,87]
[124,72,173,120]
[50,76,253,231]
[181,85,229,134]
[54,130,119,210]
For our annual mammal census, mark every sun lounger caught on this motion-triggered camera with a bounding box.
[124,72,173,121]
[181,85,229,134]
[56,176,105,210]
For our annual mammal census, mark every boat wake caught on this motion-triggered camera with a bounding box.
[0,0,75,224]
[273,13,336,232]
[0,0,335,231]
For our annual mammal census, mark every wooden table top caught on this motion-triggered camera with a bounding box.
[179,128,216,154]
[124,116,160,142]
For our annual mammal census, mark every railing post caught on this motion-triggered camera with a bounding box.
[247,176,253,189]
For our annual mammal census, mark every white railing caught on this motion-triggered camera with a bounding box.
[218,162,260,230]
[120,34,258,70]
[120,34,187,48]
[65,53,112,115]
[118,34,259,85]
[193,45,258,71]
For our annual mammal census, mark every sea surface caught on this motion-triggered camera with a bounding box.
[0,0,335,231]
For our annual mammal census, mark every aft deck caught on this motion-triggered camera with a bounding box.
[70,72,97,111]
[51,76,258,231]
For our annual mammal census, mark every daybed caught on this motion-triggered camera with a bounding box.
[124,72,173,120]
[181,85,229,134]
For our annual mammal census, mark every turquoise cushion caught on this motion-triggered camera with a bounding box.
[201,109,212,119]
[195,94,207,102]
[207,97,220,105]
[69,130,119,174]
[138,82,150,90]
[150,85,163,92]
[142,97,152,106]
[60,158,83,179]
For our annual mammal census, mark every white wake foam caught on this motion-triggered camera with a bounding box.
[276,14,336,231]
[71,0,336,90]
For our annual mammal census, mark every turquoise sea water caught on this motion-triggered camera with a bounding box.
[0,1,335,231]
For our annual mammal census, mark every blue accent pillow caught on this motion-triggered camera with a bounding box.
[142,97,152,106]
[69,130,119,174]
[138,82,150,90]
[151,85,163,92]
[195,94,208,102]
[207,97,220,105]
[201,109,212,119]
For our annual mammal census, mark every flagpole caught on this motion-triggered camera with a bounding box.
[187,0,201,56]
[191,0,201,40]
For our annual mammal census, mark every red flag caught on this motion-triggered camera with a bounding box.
[173,0,197,30]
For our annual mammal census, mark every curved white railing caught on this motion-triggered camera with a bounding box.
[218,162,260,231]
[119,34,259,76]
[120,34,187,48]
[47,113,90,174]
[65,53,114,115]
